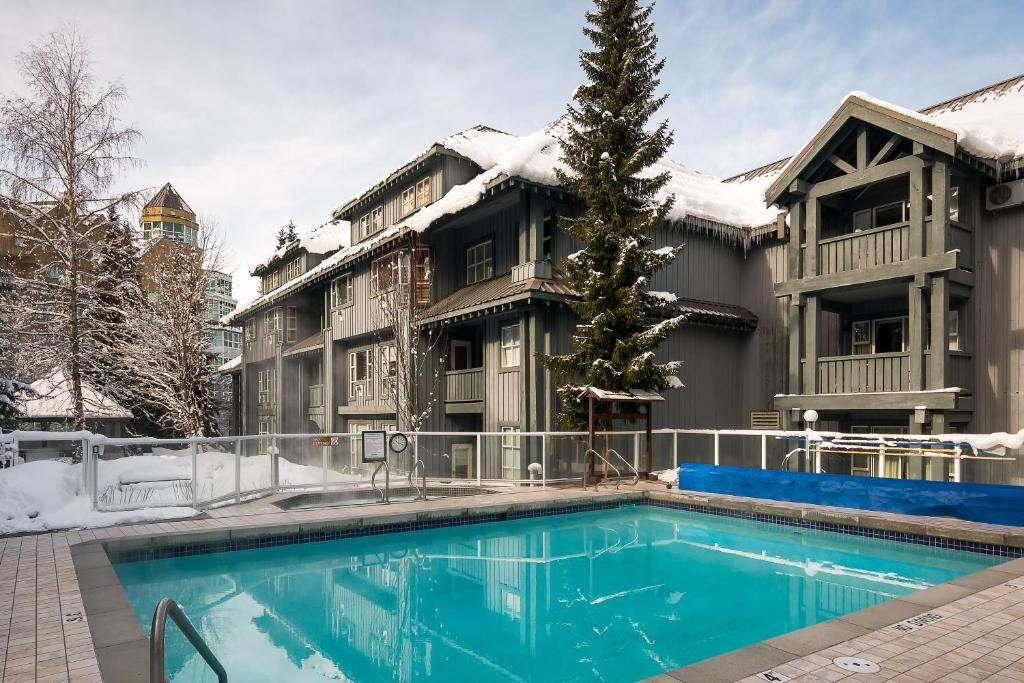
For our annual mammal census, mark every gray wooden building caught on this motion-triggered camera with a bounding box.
[222,73,1024,479]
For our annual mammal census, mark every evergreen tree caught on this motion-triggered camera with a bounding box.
[541,0,684,429]
[275,226,288,248]
[89,209,146,408]
[284,220,298,243]
[0,378,32,432]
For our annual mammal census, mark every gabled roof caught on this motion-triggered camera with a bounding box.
[145,182,194,214]
[762,73,1024,205]
[419,270,573,325]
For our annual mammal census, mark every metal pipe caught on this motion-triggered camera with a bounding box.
[150,597,227,683]
[371,460,390,503]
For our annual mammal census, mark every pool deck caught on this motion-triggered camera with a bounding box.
[3,483,1024,682]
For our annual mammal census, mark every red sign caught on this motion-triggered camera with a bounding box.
[311,436,340,447]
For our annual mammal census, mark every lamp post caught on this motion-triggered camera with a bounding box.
[803,409,819,473]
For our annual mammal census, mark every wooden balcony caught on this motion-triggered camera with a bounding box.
[445,367,484,413]
[816,222,910,276]
[817,352,910,393]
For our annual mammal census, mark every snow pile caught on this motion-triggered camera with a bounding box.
[926,83,1024,160]
[0,460,195,535]
[250,220,352,274]
[655,468,678,485]
[20,368,131,419]
[936,428,1024,452]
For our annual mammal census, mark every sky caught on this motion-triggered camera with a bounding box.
[1,0,1022,303]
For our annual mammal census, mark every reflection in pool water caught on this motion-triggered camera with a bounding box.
[115,505,1001,682]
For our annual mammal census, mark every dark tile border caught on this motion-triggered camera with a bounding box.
[74,489,1024,683]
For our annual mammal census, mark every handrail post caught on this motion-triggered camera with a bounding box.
[476,433,482,486]
[190,440,198,508]
[270,437,279,492]
[673,430,678,470]
[234,438,242,503]
[760,433,767,470]
[713,432,720,466]
[953,444,962,483]
[541,434,547,488]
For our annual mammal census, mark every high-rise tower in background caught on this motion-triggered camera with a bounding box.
[139,182,242,434]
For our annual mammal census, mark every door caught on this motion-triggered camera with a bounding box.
[451,443,473,479]
[450,341,472,371]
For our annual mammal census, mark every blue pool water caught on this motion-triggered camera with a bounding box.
[115,505,1002,682]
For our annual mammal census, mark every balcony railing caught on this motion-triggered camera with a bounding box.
[816,222,910,276]
[817,352,910,393]
[308,384,324,407]
[446,367,484,403]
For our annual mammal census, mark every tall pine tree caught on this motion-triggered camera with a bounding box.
[542,0,685,429]
[89,208,146,409]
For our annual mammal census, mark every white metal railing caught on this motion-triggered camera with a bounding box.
[0,427,1019,514]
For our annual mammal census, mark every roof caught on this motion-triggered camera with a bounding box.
[282,332,324,358]
[664,297,758,331]
[580,386,665,403]
[217,356,241,374]
[752,73,1024,204]
[332,125,518,218]
[144,183,194,214]
[19,368,132,420]
[250,220,350,277]
[420,271,573,325]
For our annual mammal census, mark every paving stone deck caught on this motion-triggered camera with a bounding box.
[4,482,1024,682]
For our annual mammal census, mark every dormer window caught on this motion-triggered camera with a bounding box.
[401,187,416,217]
[415,178,431,207]
[358,206,383,240]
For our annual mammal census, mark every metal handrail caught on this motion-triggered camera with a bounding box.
[584,449,622,489]
[605,448,639,486]
[780,447,805,471]
[371,460,390,503]
[151,597,227,683]
[409,459,426,500]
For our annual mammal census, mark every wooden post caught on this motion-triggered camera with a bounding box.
[788,201,804,281]
[806,198,820,277]
[908,276,927,391]
[930,275,949,390]
[909,162,926,258]
[803,294,819,396]
[931,158,950,255]
[855,125,869,171]
[788,297,802,394]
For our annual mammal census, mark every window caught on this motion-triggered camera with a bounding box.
[873,201,906,228]
[415,178,431,208]
[263,310,278,342]
[257,417,275,454]
[852,321,871,355]
[873,317,906,353]
[371,253,399,296]
[358,213,371,240]
[466,240,493,285]
[401,187,416,216]
[331,273,353,308]
[542,208,556,260]
[950,186,960,222]
[413,248,431,306]
[948,310,960,351]
[370,206,382,235]
[257,368,275,404]
[244,319,255,348]
[285,307,297,344]
[349,350,373,399]
[380,345,397,395]
[285,256,303,281]
[501,323,521,368]
[450,340,472,371]
[501,427,521,480]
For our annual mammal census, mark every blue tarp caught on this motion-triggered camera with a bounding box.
[677,464,1024,526]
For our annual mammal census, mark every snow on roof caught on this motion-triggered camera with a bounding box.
[250,220,351,275]
[768,78,1024,202]
[331,125,519,217]
[217,355,241,373]
[19,368,131,420]
[226,118,787,324]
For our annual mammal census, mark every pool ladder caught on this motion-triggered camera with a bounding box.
[409,458,426,501]
[151,597,227,683]
[372,460,391,503]
[584,448,639,489]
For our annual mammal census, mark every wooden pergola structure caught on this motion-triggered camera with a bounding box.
[581,386,664,488]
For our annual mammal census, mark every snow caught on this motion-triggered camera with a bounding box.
[250,220,351,274]
[655,468,678,485]
[218,355,241,373]
[0,460,195,535]
[19,368,131,420]
[936,429,1024,452]
[648,290,679,303]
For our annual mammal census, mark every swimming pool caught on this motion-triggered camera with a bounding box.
[114,504,1001,682]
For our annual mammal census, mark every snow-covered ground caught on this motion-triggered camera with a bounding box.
[0,447,368,536]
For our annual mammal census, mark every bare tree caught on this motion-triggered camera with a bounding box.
[375,236,445,432]
[132,227,226,437]
[0,29,141,430]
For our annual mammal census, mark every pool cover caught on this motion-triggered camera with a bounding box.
[677,464,1024,526]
